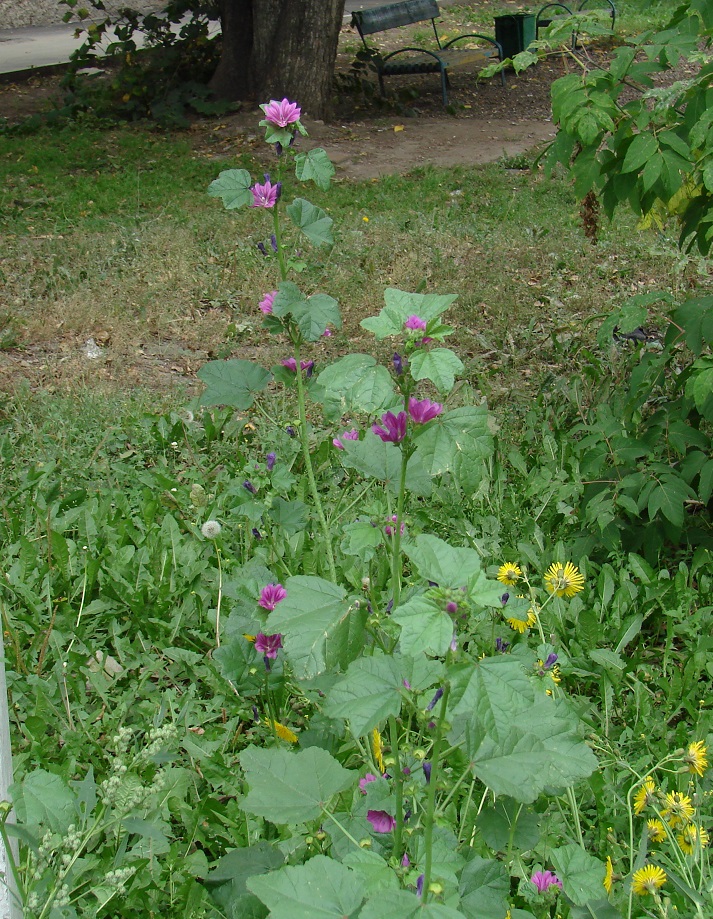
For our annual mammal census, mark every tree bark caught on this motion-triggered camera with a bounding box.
[210,0,346,120]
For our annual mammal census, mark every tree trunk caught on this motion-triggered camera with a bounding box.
[211,0,346,120]
[209,0,254,100]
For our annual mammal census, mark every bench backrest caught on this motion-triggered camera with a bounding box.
[352,0,440,36]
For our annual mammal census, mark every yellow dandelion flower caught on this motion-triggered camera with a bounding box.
[683,740,708,777]
[604,856,614,894]
[647,819,667,843]
[497,563,522,586]
[662,791,695,828]
[544,561,585,597]
[243,633,256,642]
[631,864,667,896]
[264,719,298,743]
[372,727,384,773]
[677,823,709,855]
[633,777,657,815]
[506,610,537,633]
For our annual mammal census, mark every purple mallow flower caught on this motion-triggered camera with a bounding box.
[367,810,396,833]
[408,397,443,425]
[501,592,510,605]
[262,98,301,128]
[385,515,405,537]
[372,410,407,443]
[401,853,410,868]
[281,358,315,376]
[446,601,458,615]
[266,452,276,471]
[333,428,359,450]
[259,291,277,314]
[359,773,378,794]
[258,583,287,611]
[254,632,282,659]
[393,353,405,375]
[531,870,563,893]
[250,178,281,208]
[426,687,444,711]
[404,315,427,331]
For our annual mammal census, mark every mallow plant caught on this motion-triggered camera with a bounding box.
[197,100,611,919]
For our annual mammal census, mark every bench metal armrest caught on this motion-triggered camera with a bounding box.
[442,33,503,58]
[380,47,446,67]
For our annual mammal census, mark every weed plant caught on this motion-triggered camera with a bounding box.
[1,99,711,919]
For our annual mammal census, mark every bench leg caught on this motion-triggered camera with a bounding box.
[378,71,386,97]
[440,66,449,106]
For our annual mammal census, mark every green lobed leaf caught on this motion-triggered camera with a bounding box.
[476,800,540,852]
[207,168,253,209]
[359,890,465,919]
[392,594,454,657]
[459,855,510,919]
[286,198,334,246]
[551,845,607,907]
[240,747,357,824]
[340,519,383,560]
[324,654,404,737]
[246,855,363,919]
[341,850,399,895]
[11,769,77,834]
[403,534,483,588]
[266,575,352,680]
[198,359,272,409]
[205,842,283,919]
[294,148,335,190]
[272,281,342,340]
[314,353,396,421]
[269,497,309,535]
[409,348,464,392]
[361,289,457,339]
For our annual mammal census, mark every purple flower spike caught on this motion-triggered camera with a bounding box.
[501,592,510,605]
[250,179,280,209]
[359,773,378,794]
[544,652,559,668]
[416,874,425,897]
[286,426,297,438]
[259,291,277,315]
[404,315,427,331]
[531,870,563,893]
[450,634,458,652]
[281,358,298,372]
[372,411,408,443]
[403,679,412,690]
[258,583,287,611]
[385,515,405,537]
[263,98,302,128]
[401,853,410,868]
[333,428,359,450]
[393,353,405,375]
[266,452,276,471]
[251,528,262,540]
[408,397,443,425]
[423,761,432,784]
[254,632,282,659]
[256,241,268,256]
[496,637,510,653]
[243,480,257,494]
[426,687,444,711]
[367,810,396,833]
[270,234,278,252]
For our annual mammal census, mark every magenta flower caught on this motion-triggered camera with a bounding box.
[367,810,396,833]
[385,515,405,537]
[372,410,407,443]
[259,291,277,314]
[404,315,427,331]
[266,452,277,471]
[251,179,281,208]
[446,601,458,614]
[323,328,333,338]
[531,870,563,893]
[263,98,301,128]
[254,632,283,659]
[408,397,443,424]
[258,583,287,611]
[281,358,315,376]
[359,773,378,794]
[333,428,359,450]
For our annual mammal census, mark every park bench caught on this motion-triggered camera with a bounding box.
[351,0,505,107]
[535,0,616,42]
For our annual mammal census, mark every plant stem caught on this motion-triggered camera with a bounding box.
[421,682,450,903]
[388,715,404,860]
[322,810,362,850]
[273,205,287,282]
[214,543,223,648]
[391,445,410,609]
[293,340,337,583]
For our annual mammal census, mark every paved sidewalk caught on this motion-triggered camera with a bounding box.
[0,0,391,76]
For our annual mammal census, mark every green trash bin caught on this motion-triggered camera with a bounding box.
[494,13,536,58]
